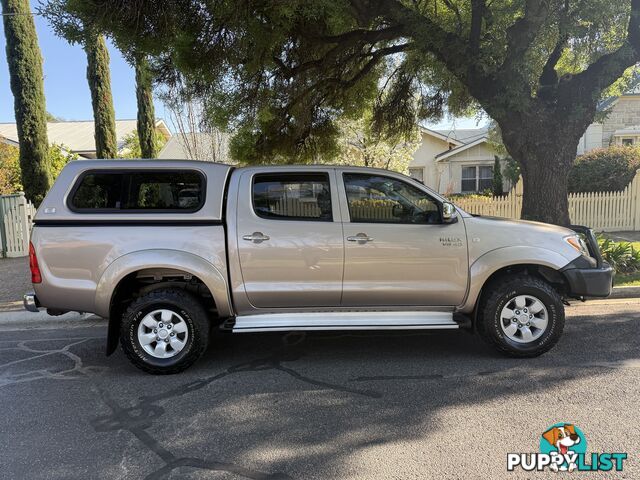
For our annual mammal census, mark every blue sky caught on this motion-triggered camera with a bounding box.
[0,6,481,131]
[0,6,166,124]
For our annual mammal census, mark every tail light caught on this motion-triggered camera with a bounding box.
[29,242,42,284]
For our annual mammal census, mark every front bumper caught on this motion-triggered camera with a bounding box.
[561,225,614,298]
[561,262,614,297]
[23,293,40,312]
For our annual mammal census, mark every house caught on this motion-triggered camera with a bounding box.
[411,87,640,195]
[578,87,640,154]
[0,119,172,158]
[158,131,230,162]
[408,126,506,194]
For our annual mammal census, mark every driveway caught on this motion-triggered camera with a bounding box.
[0,298,638,479]
[0,257,30,311]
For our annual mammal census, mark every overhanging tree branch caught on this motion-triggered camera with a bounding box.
[500,0,550,75]
[562,0,640,103]
[470,0,486,55]
[378,0,470,80]
[442,0,463,34]
[539,0,570,87]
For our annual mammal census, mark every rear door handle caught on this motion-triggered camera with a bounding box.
[347,233,374,243]
[242,232,270,243]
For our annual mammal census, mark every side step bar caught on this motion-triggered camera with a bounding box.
[232,311,459,333]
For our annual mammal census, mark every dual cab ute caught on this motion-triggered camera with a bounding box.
[24,160,613,373]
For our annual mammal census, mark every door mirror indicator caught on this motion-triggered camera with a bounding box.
[442,202,457,224]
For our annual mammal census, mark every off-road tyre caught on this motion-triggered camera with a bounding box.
[120,288,209,374]
[477,275,565,357]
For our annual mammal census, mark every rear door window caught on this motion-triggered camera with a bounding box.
[252,173,333,221]
[70,171,204,212]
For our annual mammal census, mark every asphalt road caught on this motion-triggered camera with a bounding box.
[1,298,638,479]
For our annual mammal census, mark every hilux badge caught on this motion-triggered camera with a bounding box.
[439,237,463,247]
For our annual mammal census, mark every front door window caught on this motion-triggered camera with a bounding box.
[343,173,441,224]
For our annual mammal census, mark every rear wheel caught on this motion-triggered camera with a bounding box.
[477,275,564,357]
[120,288,209,374]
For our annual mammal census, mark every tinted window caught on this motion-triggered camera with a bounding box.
[343,173,440,224]
[252,173,332,221]
[71,171,204,211]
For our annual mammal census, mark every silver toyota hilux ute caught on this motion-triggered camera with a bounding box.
[23,160,614,374]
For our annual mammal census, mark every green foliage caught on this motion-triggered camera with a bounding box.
[597,235,640,274]
[62,0,640,223]
[85,34,117,158]
[331,108,421,172]
[46,111,64,122]
[0,143,21,194]
[492,156,503,196]
[119,131,167,159]
[503,157,521,187]
[61,0,638,160]
[1,0,52,205]
[135,56,158,158]
[448,192,493,200]
[41,2,118,159]
[49,143,78,178]
[569,146,640,193]
[0,143,77,195]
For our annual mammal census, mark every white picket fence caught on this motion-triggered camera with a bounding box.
[0,193,37,258]
[455,171,640,232]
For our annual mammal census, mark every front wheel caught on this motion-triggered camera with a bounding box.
[120,288,210,374]
[477,275,565,357]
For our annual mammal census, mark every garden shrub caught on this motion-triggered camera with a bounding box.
[597,235,640,274]
[569,146,640,193]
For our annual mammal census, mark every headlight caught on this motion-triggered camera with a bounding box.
[565,234,590,257]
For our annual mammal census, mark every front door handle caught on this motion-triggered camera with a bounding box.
[242,232,270,243]
[347,233,374,243]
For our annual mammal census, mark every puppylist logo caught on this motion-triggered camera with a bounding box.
[507,423,628,473]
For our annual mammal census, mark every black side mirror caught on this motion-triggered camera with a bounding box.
[392,203,404,218]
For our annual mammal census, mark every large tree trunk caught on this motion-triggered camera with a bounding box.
[1,0,51,205]
[516,149,574,225]
[134,55,157,158]
[499,111,587,226]
[86,34,118,159]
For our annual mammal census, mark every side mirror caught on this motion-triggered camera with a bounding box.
[392,203,404,218]
[441,202,457,224]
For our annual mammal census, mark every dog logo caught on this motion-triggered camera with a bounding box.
[541,424,582,472]
[508,422,627,472]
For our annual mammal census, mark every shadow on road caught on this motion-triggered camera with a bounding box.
[1,302,638,479]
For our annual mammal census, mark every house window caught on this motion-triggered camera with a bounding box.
[408,168,424,183]
[478,166,494,191]
[461,165,493,193]
[622,138,634,146]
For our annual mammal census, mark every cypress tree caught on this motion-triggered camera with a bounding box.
[135,55,157,158]
[493,156,504,197]
[39,2,119,161]
[85,34,117,158]
[1,0,52,205]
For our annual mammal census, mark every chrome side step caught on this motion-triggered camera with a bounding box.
[232,311,459,333]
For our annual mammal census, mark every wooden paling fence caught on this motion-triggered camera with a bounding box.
[455,172,640,232]
[273,198,322,218]
[0,193,37,258]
